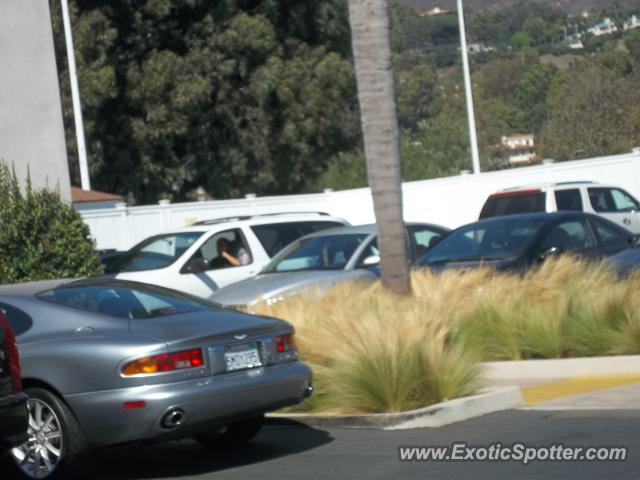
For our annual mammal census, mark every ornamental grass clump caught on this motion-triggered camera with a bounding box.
[252,256,640,414]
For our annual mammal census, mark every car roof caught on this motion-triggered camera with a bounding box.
[160,212,347,234]
[304,222,449,238]
[493,181,614,194]
[470,211,598,227]
[0,278,70,297]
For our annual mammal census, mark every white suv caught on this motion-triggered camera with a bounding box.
[480,182,640,233]
[104,212,348,298]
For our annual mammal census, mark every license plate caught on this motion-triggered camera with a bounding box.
[224,344,262,372]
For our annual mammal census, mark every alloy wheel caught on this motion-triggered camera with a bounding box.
[11,398,64,479]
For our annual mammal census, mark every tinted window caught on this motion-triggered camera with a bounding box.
[408,225,446,259]
[264,234,367,272]
[187,228,252,271]
[588,188,640,213]
[591,218,628,251]
[480,192,546,219]
[37,282,213,319]
[106,232,203,273]
[540,220,596,252]
[555,189,583,211]
[419,220,544,264]
[0,303,32,336]
[251,221,344,258]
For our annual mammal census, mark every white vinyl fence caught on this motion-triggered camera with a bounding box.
[81,149,640,250]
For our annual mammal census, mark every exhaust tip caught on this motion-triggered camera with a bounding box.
[305,385,314,398]
[161,408,186,429]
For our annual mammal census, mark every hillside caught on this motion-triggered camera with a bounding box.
[399,0,639,14]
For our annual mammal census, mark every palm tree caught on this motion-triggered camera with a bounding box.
[347,0,411,294]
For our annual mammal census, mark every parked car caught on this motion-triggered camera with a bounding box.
[479,182,640,233]
[415,212,634,273]
[608,235,640,276]
[0,310,28,453]
[0,278,312,479]
[211,222,450,307]
[104,212,348,298]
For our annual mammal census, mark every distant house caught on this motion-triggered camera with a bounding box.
[418,7,452,17]
[563,32,584,50]
[588,18,618,36]
[499,134,539,166]
[623,14,640,31]
[71,187,125,211]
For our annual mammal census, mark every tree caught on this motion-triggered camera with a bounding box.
[50,0,360,203]
[540,62,640,160]
[348,0,410,294]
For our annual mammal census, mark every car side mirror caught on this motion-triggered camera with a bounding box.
[629,234,640,248]
[361,255,380,267]
[182,257,209,274]
[538,246,562,262]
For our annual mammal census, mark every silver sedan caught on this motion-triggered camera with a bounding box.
[0,279,311,479]
[211,223,450,307]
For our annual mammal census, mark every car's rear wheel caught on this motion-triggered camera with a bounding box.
[8,388,91,480]
[194,414,265,448]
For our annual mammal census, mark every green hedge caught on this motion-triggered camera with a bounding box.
[0,162,102,283]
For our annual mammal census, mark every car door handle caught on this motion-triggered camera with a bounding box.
[623,218,632,225]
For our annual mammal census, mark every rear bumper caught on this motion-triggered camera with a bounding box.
[65,361,312,448]
[0,392,29,449]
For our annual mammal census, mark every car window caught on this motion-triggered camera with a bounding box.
[251,221,344,258]
[588,188,640,213]
[264,234,368,272]
[37,282,213,319]
[540,220,596,252]
[479,191,546,219]
[591,218,629,251]
[105,232,203,273]
[0,303,32,336]
[554,189,583,211]
[418,220,544,264]
[189,228,252,271]
[408,225,445,259]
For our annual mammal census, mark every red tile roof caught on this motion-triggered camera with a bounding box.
[71,187,124,203]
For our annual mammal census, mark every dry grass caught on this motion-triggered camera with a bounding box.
[250,257,640,414]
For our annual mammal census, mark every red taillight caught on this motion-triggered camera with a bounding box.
[123,401,147,410]
[275,334,295,353]
[0,312,22,393]
[122,348,204,376]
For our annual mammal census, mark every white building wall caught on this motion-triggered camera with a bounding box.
[81,150,640,250]
[0,0,71,201]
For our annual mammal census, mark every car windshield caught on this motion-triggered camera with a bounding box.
[37,281,216,319]
[263,234,368,273]
[105,232,204,273]
[417,219,545,265]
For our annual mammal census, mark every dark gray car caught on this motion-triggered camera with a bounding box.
[211,223,449,307]
[0,279,311,480]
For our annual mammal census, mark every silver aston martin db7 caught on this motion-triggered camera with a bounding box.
[0,278,312,479]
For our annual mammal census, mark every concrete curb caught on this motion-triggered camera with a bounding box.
[482,355,640,382]
[268,387,523,430]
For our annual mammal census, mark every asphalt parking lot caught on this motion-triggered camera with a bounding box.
[83,409,640,480]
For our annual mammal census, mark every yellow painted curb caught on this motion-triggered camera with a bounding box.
[522,375,640,405]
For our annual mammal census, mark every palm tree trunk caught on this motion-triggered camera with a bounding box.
[347,0,411,294]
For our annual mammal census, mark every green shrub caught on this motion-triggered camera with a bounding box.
[0,162,102,283]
